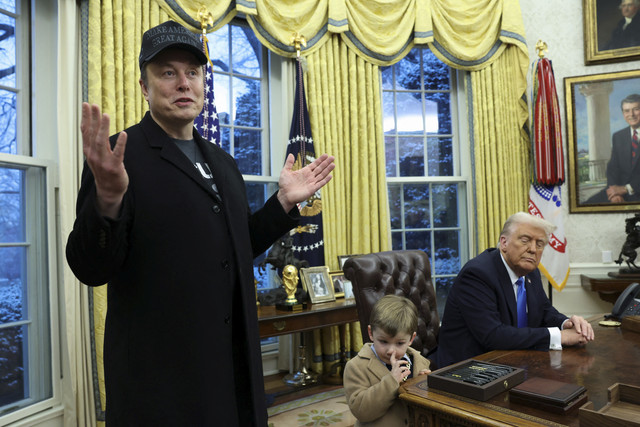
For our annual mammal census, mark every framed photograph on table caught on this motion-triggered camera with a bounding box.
[329,270,350,298]
[300,266,335,304]
[583,0,640,64]
[565,69,640,212]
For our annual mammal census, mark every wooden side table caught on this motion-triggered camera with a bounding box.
[580,274,638,303]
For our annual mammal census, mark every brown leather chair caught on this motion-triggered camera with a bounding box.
[342,250,439,364]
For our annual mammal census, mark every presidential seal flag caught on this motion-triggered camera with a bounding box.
[528,42,569,292]
[194,36,220,146]
[286,59,325,267]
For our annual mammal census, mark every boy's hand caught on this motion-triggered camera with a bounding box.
[389,351,411,384]
[418,369,431,375]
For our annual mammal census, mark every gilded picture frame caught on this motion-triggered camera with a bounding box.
[584,0,640,65]
[565,69,640,212]
[300,266,335,304]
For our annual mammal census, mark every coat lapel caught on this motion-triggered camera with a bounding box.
[140,113,223,200]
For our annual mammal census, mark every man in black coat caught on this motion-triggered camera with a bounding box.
[585,94,640,204]
[436,213,594,368]
[66,21,335,426]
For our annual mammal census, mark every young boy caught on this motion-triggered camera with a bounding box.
[344,294,431,426]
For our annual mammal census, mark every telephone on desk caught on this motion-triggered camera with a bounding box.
[611,283,640,319]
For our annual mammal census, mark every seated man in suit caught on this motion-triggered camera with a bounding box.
[436,212,595,368]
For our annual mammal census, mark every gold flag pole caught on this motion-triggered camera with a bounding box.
[290,32,307,58]
[535,39,548,58]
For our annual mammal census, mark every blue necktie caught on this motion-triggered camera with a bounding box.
[516,277,527,328]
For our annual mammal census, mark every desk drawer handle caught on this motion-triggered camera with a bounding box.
[273,321,286,331]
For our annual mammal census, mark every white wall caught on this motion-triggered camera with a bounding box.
[519,0,640,316]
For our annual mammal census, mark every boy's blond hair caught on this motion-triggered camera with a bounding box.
[369,295,418,337]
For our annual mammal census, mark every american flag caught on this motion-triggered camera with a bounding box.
[287,59,325,267]
[194,38,220,146]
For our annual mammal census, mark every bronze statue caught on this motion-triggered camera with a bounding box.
[258,234,309,273]
[615,213,640,271]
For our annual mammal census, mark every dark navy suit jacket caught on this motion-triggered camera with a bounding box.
[436,248,567,368]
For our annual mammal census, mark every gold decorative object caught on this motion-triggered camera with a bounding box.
[197,6,213,36]
[282,265,299,304]
[535,40,548,59]
[276,264,306,312]
[290,32,307,58]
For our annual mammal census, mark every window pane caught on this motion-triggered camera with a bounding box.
[231,25,261,78]
[0,13,16,88]
[388,184,401,229]
[0,325,26,406]
[233,77,260,127]
[384,135,397,177]
[391,231,403,250]
[404,184,429,229]
[434,230,460,274]
[399,136,424,177]
[382,91,395,133]
[396,92,423,133]
[0,167,23,241]
[395,50,420,91]
[208,27,229,72]
[405,230,430,253]
[426,92,451,134]
[234,129,261,174]
[381,65,393,90]
[0,89,17,154]
[0,257,24,323]
[0,1,16,14]
[423,49,450,91]
[432,183,458,227]
[427,137,453,176]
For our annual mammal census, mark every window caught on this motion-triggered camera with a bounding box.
[0,0,60,422]
[382,48,469,317]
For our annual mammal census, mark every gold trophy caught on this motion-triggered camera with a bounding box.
[276,265,306,311]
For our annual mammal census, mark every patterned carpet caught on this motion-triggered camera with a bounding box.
[267,388,357,427]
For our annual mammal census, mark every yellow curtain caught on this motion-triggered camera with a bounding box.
[469,45,530,251]
[303,36,389,373]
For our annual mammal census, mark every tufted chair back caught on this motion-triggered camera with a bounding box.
[342,250,439,362]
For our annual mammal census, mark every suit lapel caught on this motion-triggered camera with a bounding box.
[491,249,518,326]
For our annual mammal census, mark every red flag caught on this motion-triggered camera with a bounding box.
[532,58,564,185]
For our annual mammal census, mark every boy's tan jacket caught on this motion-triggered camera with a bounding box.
[344,343,431,427]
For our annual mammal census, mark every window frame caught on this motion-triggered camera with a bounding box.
[0,154,61,424]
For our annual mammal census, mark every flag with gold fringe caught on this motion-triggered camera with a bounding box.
[528,42,569,292]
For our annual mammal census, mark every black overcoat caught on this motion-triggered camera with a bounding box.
[67,112,298,426]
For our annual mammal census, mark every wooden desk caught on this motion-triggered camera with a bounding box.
[580,274,637,303]
[257,299,358,338]
[400,316,640,426]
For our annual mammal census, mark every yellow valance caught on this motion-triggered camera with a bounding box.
[154,0,527,70]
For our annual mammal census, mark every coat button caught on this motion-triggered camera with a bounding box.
[221,260,229,270]
[212,204,221,213]
[98,229,107,248]
[224,315,231,324]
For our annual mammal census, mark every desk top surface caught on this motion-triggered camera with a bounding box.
[257,298,356,321]
[401,316,640,426]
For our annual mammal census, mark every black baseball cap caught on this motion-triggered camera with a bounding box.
[139,20,207,69]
